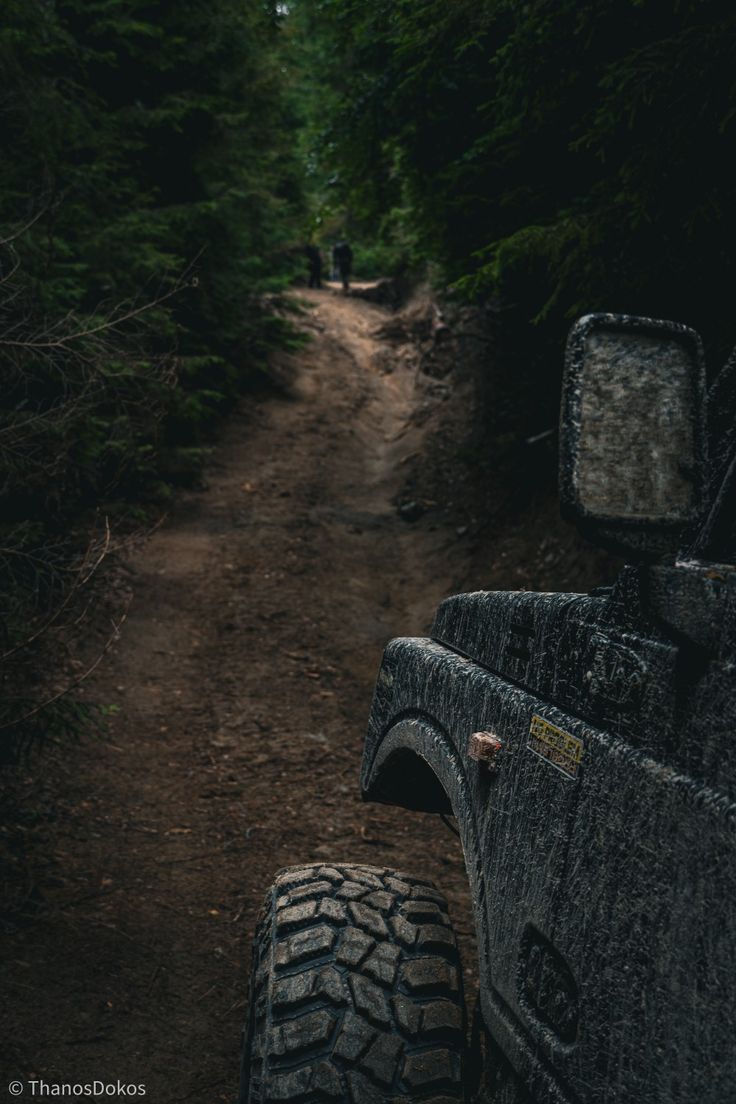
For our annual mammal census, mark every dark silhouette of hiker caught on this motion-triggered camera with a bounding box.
[332,241,353,291]
[305,244,323,288]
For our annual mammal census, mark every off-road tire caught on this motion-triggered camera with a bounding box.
[239,863,465,1103]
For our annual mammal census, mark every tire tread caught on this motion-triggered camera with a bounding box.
[240,863,464,1102]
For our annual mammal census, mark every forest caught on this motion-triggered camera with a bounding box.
[1,3,736,1099]
[1,0,735,751]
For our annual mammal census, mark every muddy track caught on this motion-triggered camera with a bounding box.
[2,288,485,1101]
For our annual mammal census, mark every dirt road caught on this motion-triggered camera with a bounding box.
[3,287,488,1101]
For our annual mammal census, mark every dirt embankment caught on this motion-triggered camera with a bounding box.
[1,285,614,1101]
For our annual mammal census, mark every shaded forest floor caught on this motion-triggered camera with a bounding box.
[1,284,614,1101]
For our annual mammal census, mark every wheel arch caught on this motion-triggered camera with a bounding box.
[361,712,476,824]
[361,713,490,995]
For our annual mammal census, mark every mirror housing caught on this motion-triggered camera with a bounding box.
[560,313,707,560]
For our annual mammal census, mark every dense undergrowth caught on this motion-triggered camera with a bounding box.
[0,0,305,756]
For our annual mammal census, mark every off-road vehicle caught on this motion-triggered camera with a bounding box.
[238,313,736,1103]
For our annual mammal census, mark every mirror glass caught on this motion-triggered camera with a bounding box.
[576,328,700,521]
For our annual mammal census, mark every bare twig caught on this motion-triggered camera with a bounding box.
[0,519,111,662]
[0,209,46,247]
[0,604,129,733]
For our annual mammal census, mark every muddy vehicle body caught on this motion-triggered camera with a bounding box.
[240,314,736,1103]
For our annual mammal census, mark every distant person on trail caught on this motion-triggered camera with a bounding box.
[304,243,323,288]
[332,240,353,291]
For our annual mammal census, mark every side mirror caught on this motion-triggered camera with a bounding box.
[559,313,707,559]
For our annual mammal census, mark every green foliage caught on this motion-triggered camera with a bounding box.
[295,0,736,365]
[98,703,121,718]
[0,0,306,755]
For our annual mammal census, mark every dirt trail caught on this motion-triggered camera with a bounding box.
[3,288,481,1101]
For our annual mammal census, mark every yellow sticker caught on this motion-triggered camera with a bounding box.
[527,715,584,779]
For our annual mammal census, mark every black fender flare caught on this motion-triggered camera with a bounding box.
[362,714,491,1014]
